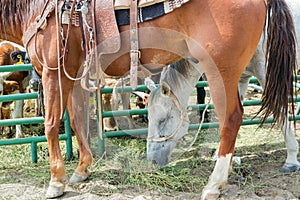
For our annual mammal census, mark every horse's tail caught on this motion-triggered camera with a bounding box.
[259,0,297,127]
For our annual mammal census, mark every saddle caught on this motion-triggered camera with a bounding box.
[95,0,142,88]
[94,0,188,88]
[93,0,166,54]
[23,0,188,89]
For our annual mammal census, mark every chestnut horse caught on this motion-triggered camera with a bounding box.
[0,0,296,199]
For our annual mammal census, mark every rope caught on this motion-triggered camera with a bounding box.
[182,96,211,151]
[55,0,64,119]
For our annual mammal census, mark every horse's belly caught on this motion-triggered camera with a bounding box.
[102,27,188,77]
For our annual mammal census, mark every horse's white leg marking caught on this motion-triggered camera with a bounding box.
[282,118,300,167]
[212,148,241,166]
[201,153,232,200]
[11,90,24,138]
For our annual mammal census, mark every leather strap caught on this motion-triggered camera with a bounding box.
[22,0,56,48]
[130,0,140,90]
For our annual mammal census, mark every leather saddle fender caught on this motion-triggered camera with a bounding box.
[94,0,121,55]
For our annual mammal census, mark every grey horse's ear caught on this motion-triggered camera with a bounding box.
[145,77,157,91]
[160,81,171,96]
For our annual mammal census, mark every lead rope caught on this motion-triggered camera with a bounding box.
[182,96,211,151]
[54,0,65,119]
[23,0,100,120]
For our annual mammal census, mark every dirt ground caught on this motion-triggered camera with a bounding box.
[0,141,299,200]
[0,89,299,200]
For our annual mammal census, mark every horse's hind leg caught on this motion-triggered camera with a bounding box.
[280,117,300,173]
[187,37,248,200]
[246,58,300,173]
[67,82,93,183]
[201,72,243,199]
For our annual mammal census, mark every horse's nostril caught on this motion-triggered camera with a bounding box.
[113,128,118,131]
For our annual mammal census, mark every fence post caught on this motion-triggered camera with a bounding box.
[31,141,38,163]
[63,109,73,160]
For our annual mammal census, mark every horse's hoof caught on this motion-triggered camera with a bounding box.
[16,133,24,138]
[69,172,89,184]
[201,193,220,200]
[46,182,65,199]
[280,163,300,173]
[201,188,220,200]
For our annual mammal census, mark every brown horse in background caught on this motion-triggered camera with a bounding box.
[0,41,30,138]
[0,0,296,199]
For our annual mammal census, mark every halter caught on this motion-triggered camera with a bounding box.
[147,90,189,143]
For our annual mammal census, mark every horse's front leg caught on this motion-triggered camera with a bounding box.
[43,70,70,198]
[67,81,93,184]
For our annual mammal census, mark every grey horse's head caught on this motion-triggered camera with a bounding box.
[146,80,190,167]
[145,59,202,167]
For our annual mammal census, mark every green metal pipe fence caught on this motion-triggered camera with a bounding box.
[1,63,299,160]
[99,115,294,138]
[102,115,300,139]
[98,77,300,152]
[0,64,73,163]
[0,110,73,163]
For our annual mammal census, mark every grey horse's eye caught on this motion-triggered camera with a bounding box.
[158,118,166,126]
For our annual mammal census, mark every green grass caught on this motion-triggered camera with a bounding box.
[0,119,298,198]
[0,129,212,195]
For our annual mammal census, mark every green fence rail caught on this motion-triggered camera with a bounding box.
[0,64,73,163]
[0,64,33,72]
[100,99,300,139]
